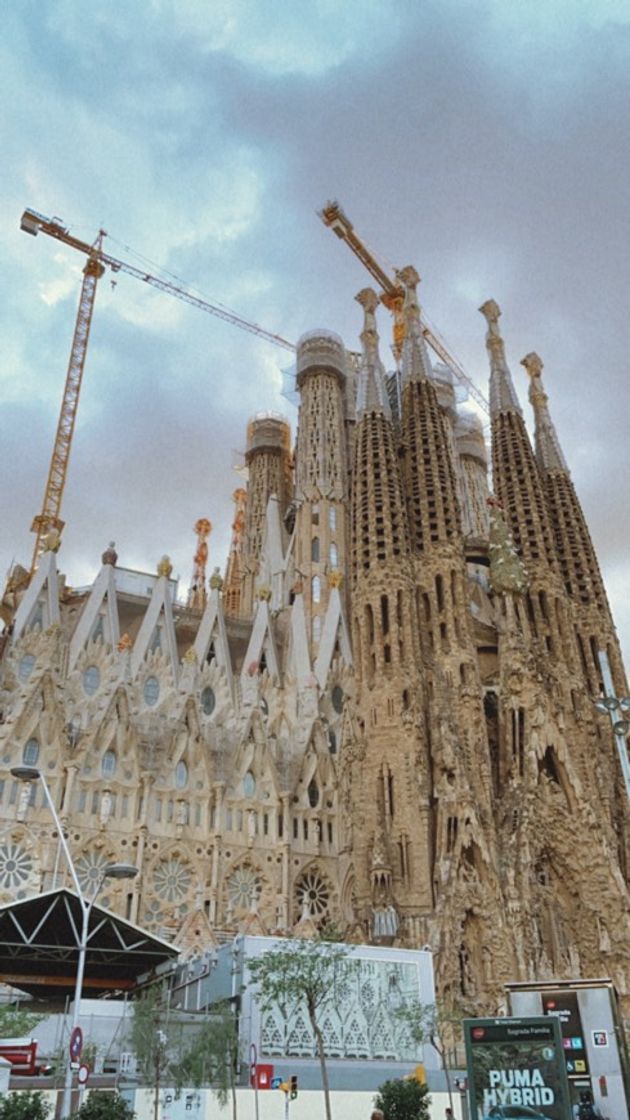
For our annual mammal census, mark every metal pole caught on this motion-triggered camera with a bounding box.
[598,651,630,801]
[60,893,90,1118]
[38,772,84,897]
[284,1090,290,1120]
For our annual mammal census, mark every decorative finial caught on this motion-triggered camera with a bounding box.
[355,287,391,417]
[479,299,502,327]
[209,566,223,591]
[521,352,543,380]
[521,352,568,473]
[157,555,173,578]
[257,585,272,602]
[117,632,132,652]
[479,299,522,417]
[102,541,118,566]
[399,264,432,383]
[183,646,197,664]
[328,569,343,588]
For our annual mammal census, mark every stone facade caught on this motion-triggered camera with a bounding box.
[0,277,628,1018]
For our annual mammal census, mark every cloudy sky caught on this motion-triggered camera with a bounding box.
[2,0,630,666]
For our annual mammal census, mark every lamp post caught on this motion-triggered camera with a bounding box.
[11,766,138,1117]
[594,651,630,802]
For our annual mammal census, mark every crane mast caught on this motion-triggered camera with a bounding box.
[21,207,296,571]
[319,200,489,413]
[29,236,105,569]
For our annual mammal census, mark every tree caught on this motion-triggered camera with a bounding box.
[130,984,172,1120]
[0,1003,44,1039]
[173,1001,240,1120]
[247,935,349,1120]
[395,1002,463,1116]
[76,1092,136,1119]
[374,1078,431,1120]
[0,1091,50,1120]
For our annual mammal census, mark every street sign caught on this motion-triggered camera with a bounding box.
[77,1064,90,1085]
[69,1026,83,1062]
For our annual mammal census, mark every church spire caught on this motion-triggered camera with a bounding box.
[355,288,391,418]
[479,300,523,417]
[399,265,433,385]
[521,352,569,473]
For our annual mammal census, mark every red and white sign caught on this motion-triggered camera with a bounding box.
[250,1063,275,1089]
[77,1064,90,1085]
[69,1027,83,1062]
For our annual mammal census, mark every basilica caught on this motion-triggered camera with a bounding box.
[0,268,628,1015]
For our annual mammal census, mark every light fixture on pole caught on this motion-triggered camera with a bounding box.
[11,766,138,1118]
[593,652,630,802]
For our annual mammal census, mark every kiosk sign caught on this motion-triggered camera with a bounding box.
[464,1016,572,1120]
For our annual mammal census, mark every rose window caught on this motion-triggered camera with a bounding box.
[143,899,166,929]
[76,851,109,893]
[295,869,330,921]
[0,843,34,890]
[227,865,261,912]
[153,859,192,902]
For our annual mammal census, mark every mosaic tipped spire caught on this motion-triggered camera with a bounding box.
[355,287,391,419]
[521,352,569,474]
[479,299,523,417]
[399,265,433,385]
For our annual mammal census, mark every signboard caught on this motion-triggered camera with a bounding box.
[77,1064,90,1086]
[541,989,590,1077]
[250,1063,274,1089]
[593,1031,608,1048]
[464,1016,572,1120]
[69,1026,83,1062]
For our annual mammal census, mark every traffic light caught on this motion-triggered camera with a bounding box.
[290,1075,298,1100]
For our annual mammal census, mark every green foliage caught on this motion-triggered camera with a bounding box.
[247,936,349,1021]
[374,1078,431,1120]
[173,1001,240,1108]
[0,1003,44,1039]
[248,936,350,1120]
[130,984,171,1085]
[75,1092,136,1119]
[0,1090,51,1120]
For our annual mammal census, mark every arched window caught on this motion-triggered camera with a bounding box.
[23,739,39,766]
[329,542,338,567]
[18,654,36,683]
[312,576,321,604]
[175,761,188,789]
[311,537,320,562]
[83,665,100,696]
[313,616,322,642]
[307,780,320,808]
[144,677,160,707]
[102,750,117,778]
[329,506,337,531]
[201,686,216,715]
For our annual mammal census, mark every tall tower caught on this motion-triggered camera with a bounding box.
[522,352,626,694]
[480,300,568,661]
[400,270,507,1005]
[479,304,630,990]
[293,330,349,650]
[349,287,432,943]
[223,488,247,618]
[241,413,292,617]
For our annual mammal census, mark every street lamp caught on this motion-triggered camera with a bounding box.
[11,766,138,1118]
[593,652,630,802]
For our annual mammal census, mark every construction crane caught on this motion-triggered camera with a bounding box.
[319,201,489,414]
[20,207,295,570]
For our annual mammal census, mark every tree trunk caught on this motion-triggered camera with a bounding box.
[434,1037,455,1116]
[310,1012,332,1120]
[230,1045,238,1120]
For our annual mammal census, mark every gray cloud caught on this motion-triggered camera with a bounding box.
[2,0,629,665]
